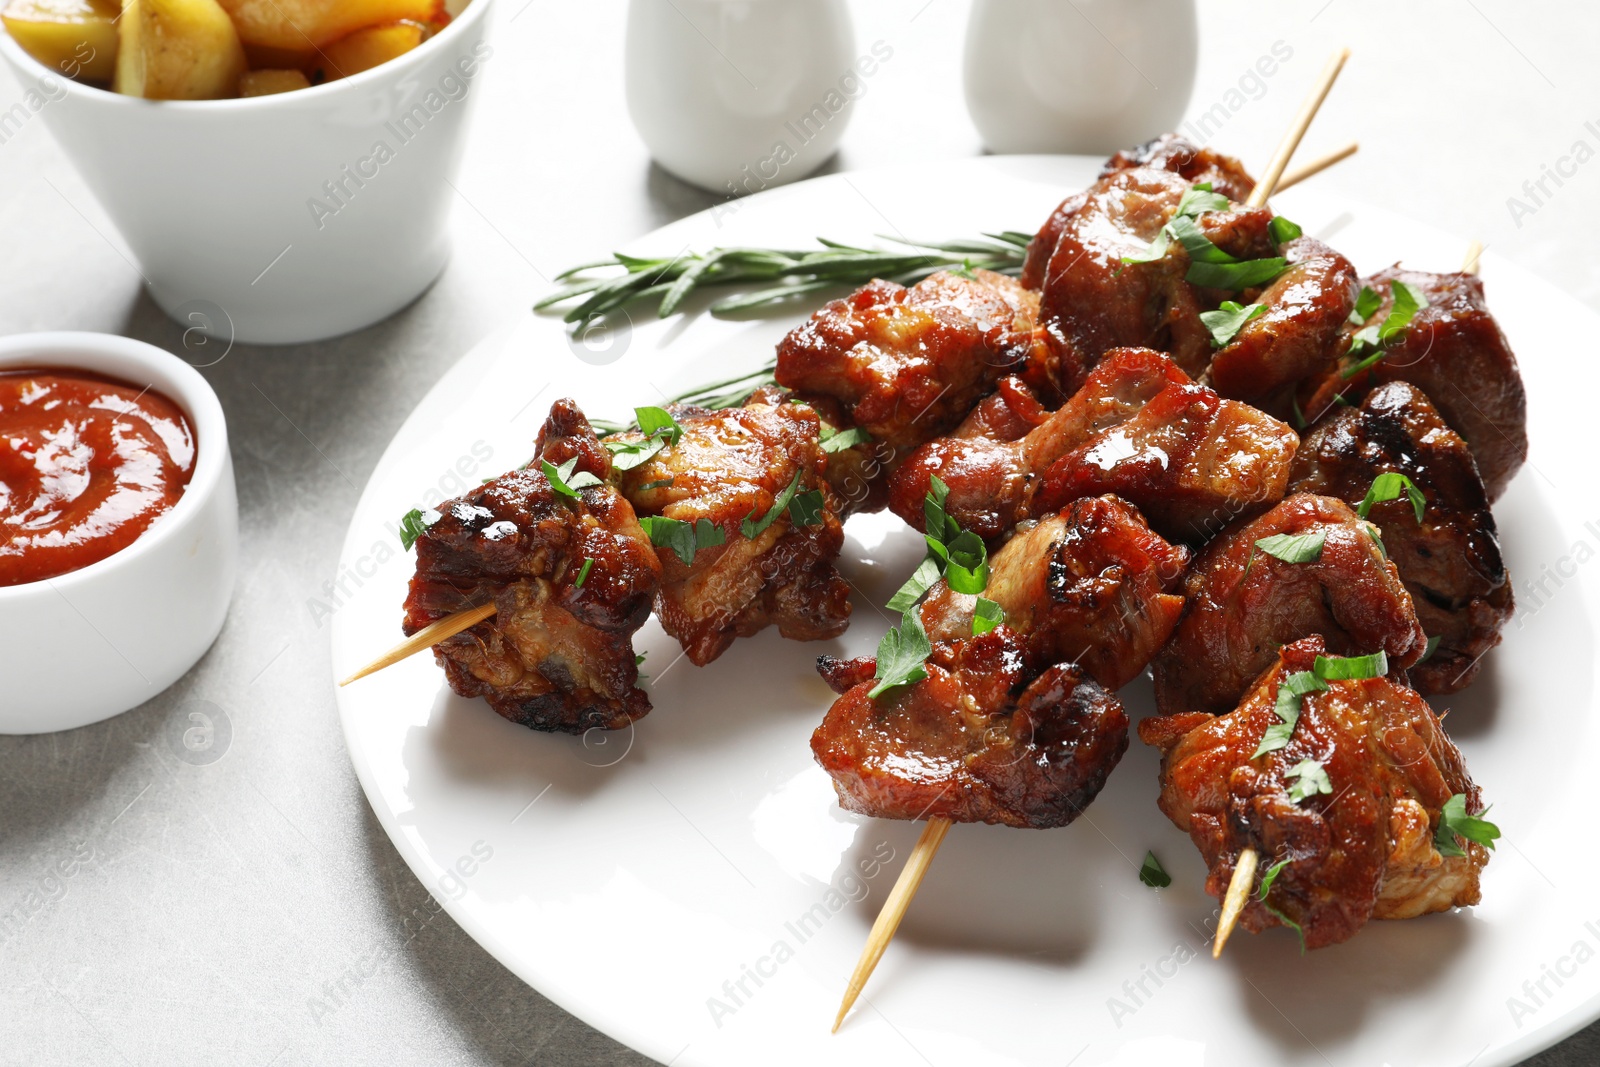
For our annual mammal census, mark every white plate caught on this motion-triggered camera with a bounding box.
[333,156,1600,1067]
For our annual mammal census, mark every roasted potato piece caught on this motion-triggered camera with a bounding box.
[238,67,308,95]
[114,0,246,100]
[2,0,118,82]
[308,20,424,82]
[215,0,439,50]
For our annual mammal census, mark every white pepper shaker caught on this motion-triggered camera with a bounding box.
[625,0,862,196]
[963,0,1198,155]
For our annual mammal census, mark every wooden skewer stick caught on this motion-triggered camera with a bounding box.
[338,601,498,686]
[1212,847,1259,958]
[1462,239,1484,275]
[832,816,951,1033]
[1245,47,1352,209]
[1274,139,1359,194]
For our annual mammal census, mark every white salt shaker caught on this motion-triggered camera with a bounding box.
[963,0,1198,155]
[625,0,861,196]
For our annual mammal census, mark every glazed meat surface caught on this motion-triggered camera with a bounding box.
[811,628,1129,827]
[1300,267,1527,500]
[1152,493,1428,716]
[1289,382,1513,694]
[889,348,1298,545]
[919,495,1190,690]
[610,400,851,666]
[1020,135,1257,290]
[1141,635,1490,949]
[1202,237,1359,418]
[774,268,1042,453]
[403,399,662,733]
[1031,168,1280,394]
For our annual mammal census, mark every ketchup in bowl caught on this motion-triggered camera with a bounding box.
[0,369,197,587]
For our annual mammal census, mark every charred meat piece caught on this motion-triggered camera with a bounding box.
[889,348,1297,545]
[1030,168,1280,394]
[1151,493,1428,716]
[1141,635,1490,950]
[811,627,1128,828]
[920,495,1190,690]
[610,400,851,666]
[1299,267,1527,500]
[1021,135,1257,290]
[1288,382,1513,694]
[403,399,662,733]
[774,268,1042,454]
[1202,237,1359,418]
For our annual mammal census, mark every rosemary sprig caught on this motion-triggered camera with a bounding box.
[536,232,1034,327]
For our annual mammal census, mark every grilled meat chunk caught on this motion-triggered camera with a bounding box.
[889,348,1297,545]
[402,399,661,733]
[811,627,1128,827]
[1202,237,1359,418]
[609,400,851,666]
[1141,635,1490,950]
[1300,267,1527,499]
[1151,493,1428,716]
[774,268,1042,454]
[919,495,1189,690]
[1288,382,1513,694]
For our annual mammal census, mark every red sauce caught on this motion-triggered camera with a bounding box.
[0,369,197,587]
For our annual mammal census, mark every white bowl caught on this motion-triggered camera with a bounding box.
[0,0,495,345]
[0,333,238,734]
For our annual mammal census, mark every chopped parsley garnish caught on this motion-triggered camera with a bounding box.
[1268,215,1303,245]
[1139,851,1172,888]
[820,426,871,454]
[398,507,435,551]
[1364,520,1388,558]
[1285,759,1332,803]
[635,405,683,445]
[741,470,803,539]
[1255,530,1326,563]
[604,406,685,471]
[868,608,933,699]
[1435,793,1501,857]
[1349,284,1382,325]
[1419,634,1442,662]
[1120,183,1289,291]
[1342,280,1429,379]
[788,488,826,527]
[972,596,1005,636]
[573,557,594,588]
[542,457,604,499]
[1254,670,1327,758]
[1200,300,1267,348]
[1313,650,1388,680]
[1175,182,1230,217]
[1358,471,1426,523]
[638,515,725,566]
[1266,904,1307,952]
[1258,856,1291,898]
[887,475,991,610]
[637,477,675,491]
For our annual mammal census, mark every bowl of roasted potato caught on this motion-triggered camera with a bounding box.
[0,0,493,343]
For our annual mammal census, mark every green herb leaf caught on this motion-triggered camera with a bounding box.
[1358,471,1426,523]
[1343,280,1429,378]
[398,507,434,551]
[1350,285,1382,325]
[1253,670,1327,758]
[1285,758,1333,803]
[923,475,959,543]
[573,557,594,588]
[1313,650,1388,681]
[972,596,1005,636]
[1139,851,1172,888]
[821,426,872,453]
[1269,215,1303,244]
[788,489,826,527]
[868,608,933,699]
[941,530,990,595]
[1258,856,1291,899]
[741,470,804,539]
[1266,903,1308,953]
[635,406,684,446]
[637,477,675,491]
[886,556,944,614]
[1419,634,1442,663]
[1200,300,1267,348]
[1176,184,1231,218]
[542,457,604,499]
[1187,256,1291,291]
[638,515,725,566]
[1121,227,1173,266]
[1254,531,1326,563]
[1435,793,1501,857]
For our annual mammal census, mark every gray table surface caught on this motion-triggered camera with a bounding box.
[3,1,1597,1063]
